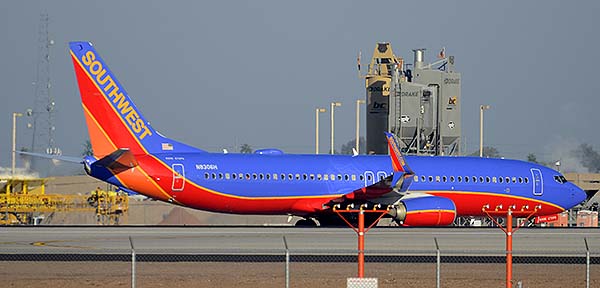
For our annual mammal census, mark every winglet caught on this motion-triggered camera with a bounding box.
[385,132,415,192]
[384,132,412,174]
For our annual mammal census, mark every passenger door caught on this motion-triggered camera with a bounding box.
[172,164,185,192]
[364,171,375,186]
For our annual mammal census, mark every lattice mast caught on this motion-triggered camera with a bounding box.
[29,13,59,158]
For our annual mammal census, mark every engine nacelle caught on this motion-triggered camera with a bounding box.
[389,196,456,226]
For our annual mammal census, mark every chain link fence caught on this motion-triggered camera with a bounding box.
[1,236,599,288]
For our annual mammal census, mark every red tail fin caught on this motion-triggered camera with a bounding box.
[70,42,201,157]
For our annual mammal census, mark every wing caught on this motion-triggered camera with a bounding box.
[335,132,416,205]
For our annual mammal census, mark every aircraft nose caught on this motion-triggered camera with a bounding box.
[569,183,587,208]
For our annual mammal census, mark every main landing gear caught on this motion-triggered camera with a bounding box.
[294,218,318,227]
[294,213,385,227]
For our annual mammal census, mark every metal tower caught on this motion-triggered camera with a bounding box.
[28,14,59,174]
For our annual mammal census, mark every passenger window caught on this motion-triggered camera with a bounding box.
[492,177,497,183]
[239,173,243,179]
[225,173,230,180]
[421,175,426,182]
[344,174,349,181]
[331,174,336,181]
[525,177,529,183]
[435,176,441,182]
[252,173,257,180]
[450,176,455,182]
[302,174,307,180]
[317,174,322,180]
[265,174,270,180]
[288,174,293,180]
[465,176,469,183]
[337,174,342,181]
[212,173,217,179]
[351,175,356,181]
[472,176,477,183]
[360,175,364,181]
[273,174,277,180]
[499,177,503,183]
[428,176,433,182]
[310,174,315,180]
[458,176,462,182]
[505,177,510,183]
[259,174,264,180]
[512,177,517,183]
[414,175,419,182]
[486,176,490,183]
[367,174,372,181]
[204,172,209,179]
[518,177,523,183]
[246,173,251,180]
[324,174,329,181]
[295,174,300,180]
[479,176,484,183]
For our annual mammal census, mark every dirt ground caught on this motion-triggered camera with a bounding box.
[0,261,597,288]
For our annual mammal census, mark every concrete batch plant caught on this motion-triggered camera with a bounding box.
[363,43,461,156]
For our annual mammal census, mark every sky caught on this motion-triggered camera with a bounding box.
[0,1,599,173]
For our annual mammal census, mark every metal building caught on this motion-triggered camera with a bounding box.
[364,43,461,156]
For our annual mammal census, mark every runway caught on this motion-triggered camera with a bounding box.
[1,227,599,255]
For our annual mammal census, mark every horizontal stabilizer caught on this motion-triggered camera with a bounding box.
[17,151,83,164]
[92,149,138,174]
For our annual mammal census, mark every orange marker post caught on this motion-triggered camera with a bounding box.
[483,205,538,288]
[506,210,513,288]
[358,210,365,278]
[334,205,389,278]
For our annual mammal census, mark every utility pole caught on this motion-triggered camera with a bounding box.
[479,105,490,157]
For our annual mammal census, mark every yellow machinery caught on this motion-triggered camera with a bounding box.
[0,177,128,225]
[88,188,129,225]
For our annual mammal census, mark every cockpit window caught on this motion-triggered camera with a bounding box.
[553,175,568,184]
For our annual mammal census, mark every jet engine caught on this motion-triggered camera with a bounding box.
[389,196,456,226]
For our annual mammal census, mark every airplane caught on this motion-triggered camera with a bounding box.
[25,41,587,227]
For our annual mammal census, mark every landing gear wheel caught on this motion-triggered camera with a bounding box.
[294,218,317,227]
[318,213,382,227]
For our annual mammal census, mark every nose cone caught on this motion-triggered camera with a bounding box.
[566,183,587,209]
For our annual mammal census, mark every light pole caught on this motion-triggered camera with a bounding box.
[479,105,490,157]
[315,108,326,154]
[355,99,365,154]
[12,112,23,177]
[330,102,342,154]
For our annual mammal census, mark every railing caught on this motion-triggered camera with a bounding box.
[1,236,598,288]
